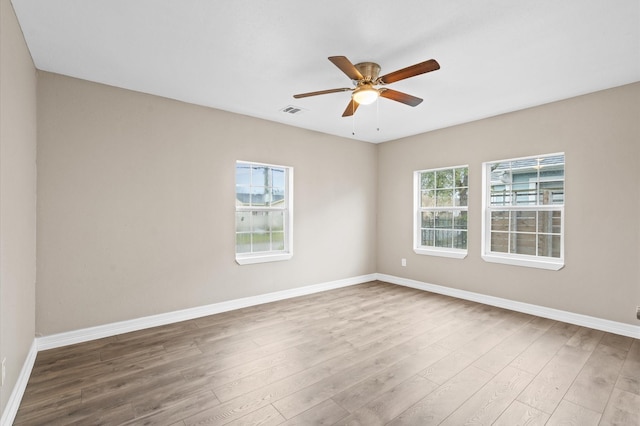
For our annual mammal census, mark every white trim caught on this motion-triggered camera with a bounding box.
[36,274,376,351]
[235,252,293,265]
[481,253,564,270]
[414,247,467,259]
[0,340,37,426]
[376,273,640,339]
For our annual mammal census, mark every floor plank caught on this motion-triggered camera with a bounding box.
[13,281,640,425]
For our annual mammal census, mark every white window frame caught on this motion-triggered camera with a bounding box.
[413,165,469,259]
[481,153,564,270]
[235,161,293,265]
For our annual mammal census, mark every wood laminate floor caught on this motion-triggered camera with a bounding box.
[14,281,640,425]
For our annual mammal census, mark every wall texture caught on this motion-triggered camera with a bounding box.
[36,72,378,335]
[377,82,640,325]
[0,0,37,416]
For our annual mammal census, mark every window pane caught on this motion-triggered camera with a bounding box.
[539,181,564,205]
[421,190,435,208]
[490,164,511,185]
[250,186,269,206]
[421,211,434,228]
[453,211,467,229]
[270,211,284,232]
[512,182,536,205]
[434,211,453,229]
[510,233,536,256]
[236,189,250,206]
[271,168,286,206]
[538,211,561,234]
[252,211,269,232]
[511,160,538,178]
[435,230,452,248]
[491,232,509,253]
[490,184,511,206]
[491,211,509,231]
[538,234,561,258]
[539,154,564,170]
[271,188,285,206]
[251,232,270,252]
[455,168,468,187]
[511,211,536,233]
[272,167,286,189]
[453,230,467,249]
[236,233,251,254]
[421,229,434,246]
[272,232,285,250]
[436,169,454,189]
[540,168,564,180]
[236,211,251,233]
[455,188,468,207]
[236,164,251,184]
[236,164,251,206]
[436,189,453,207]
[421,171,435,190]
[251,165,267,186]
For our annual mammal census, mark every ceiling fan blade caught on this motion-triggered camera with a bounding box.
[379,88,423,107]
[378,59,440,84]
[329,56,364,81]
[293,88,352,98]
[342,99,360,117]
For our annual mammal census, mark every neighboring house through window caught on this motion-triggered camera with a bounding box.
[235,161,293,265]
[482,153,564,270]
[414,165,469,259]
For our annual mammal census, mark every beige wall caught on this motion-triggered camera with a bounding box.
[378,82,640,325]
[34,75,640,337]
[0,0,37,416]
[36,72,378,335]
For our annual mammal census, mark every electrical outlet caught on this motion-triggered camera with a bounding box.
[1,357,6,386]
[401,258,407,267]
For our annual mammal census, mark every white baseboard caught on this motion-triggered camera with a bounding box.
[0,340,37,426]
[37,273,377,351]
[4,272,638,424]
[377,273,640,339]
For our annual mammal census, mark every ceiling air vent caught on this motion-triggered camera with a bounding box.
[280,105,307,115]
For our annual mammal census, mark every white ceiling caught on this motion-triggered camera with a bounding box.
[11,0,640,143]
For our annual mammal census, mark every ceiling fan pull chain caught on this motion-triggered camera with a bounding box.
[376,98,380,132]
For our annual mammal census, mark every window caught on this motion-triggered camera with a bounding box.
[235,161,293,265]
[414,165,469,259]
[482,153,564,270]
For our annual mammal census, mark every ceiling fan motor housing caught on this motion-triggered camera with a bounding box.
[354,62,381,84]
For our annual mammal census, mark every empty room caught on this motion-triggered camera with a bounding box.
[1,0,639,425]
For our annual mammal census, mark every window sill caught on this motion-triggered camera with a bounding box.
[482,253,564,271]
[414,247,468,259]
[235,252,293,265]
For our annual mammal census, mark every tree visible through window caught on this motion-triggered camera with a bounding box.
[414,165,469,258]
[235,161,292,264]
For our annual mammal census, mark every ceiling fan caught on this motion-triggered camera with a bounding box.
[293,56,440,117]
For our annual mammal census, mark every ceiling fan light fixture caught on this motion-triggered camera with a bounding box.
[352,85,379,105]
